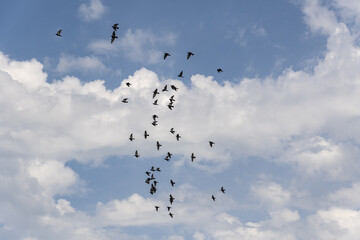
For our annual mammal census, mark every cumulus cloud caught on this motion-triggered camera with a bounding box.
[78,0,106,22]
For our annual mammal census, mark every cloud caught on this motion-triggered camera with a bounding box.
[78,0,106,22]
[56,54,108,74]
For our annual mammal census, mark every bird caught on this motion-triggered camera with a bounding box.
[152,114,158,121]
[212,195,216,201]
[153,180,158,186]
[153,99,159,105]
[122,98,128,103]
[170,85,178,91]
[145,178,151,184]
[164,155,170,161]
[170,128,175,134]
[156,141,162,150]
[111,31,118,44]
[153,88,159,99]
[221,187,225,194]
[156,167,161,172]
[187,51,194,60]
[169,95,175,102]
[170,179,175,187]
[155,206,160,212]
[209,141,215,147]
[144,130,149,139]
[167,152,172,158]
[129,133,134,141]
[191,153,196,162]
[164,52,171,60]
[56,29,62,37]
[169,194,175,204]
[152,120,158,126]
[134,150,140,158]
[169,213,174,218]
[176,134,181,141]
[126,82,131,87]
[150,166,155,171]
[145,171,151,176]
[217,68,223,73]
[178,71,184,78]
[167,206,171,211]
[167,103,174,110]
[112,23,119,31]
[162,85,168,92]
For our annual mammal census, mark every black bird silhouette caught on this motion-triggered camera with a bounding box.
[144,130,149,139]
[126,82,131,87]
[176,134,181,141]
[150,189,154,195]
[153,99,159,105]
[170,128,175,134]
[162,85,168,92]
[122,98,128,103]
[212,195,216,201]
[221,187,225,194]
[150,166,155,171]
[145,178,150,184]
[167,103,174,110]
[178,71,184,78]
[155,206,160,212]
[169,95,175,102]
[187,51,194,60]
[217,68,223,73]
[56,29,62,37]
[169,194,175,204]
[112,23,119,31]
[156,167,161,172]
[209,141,215,147]
[170,179,175,187]
[153,88,159,99]
[164,52,171,60]
[152,114,158,121]
[111,31,118,44]
[169,212,174,218]
[152,120,158,126]
[164,155,170,161]
[167,152,172,158]
[167,206,171,211]
[135,150,140,158]
[153,181,158,186]
[129,133,134,141]
[170,85,178,91]
[191,153,196,162]
[150,174,155,180]
[145,171,151,176]
[156,141,162,150]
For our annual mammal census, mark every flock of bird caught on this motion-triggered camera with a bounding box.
[55,24,226,219]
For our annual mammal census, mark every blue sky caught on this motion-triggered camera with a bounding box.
[1,0,360,239]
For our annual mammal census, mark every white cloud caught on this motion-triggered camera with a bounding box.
[56,54,108,74]
[78,0,106,22]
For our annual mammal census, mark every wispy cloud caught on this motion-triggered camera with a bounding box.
[78,0,106,22]
[56,54,109,74]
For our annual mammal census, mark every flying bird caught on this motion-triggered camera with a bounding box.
[126,82,131,87]
[170,85,178,91]
[144,130,149,139]
[112,23,119,31]
[150,166,155,171]
[167,152,172,158]
[134,150,140,158]
[164,155,170,161]
[221,187,225,194]
[191,153,196,162]
[169,194,175,204]
[178,71,184,78]
[145,171,151,176]
[167,206,171,211]
[129,133,134,141]
[56,29,62,37]
[170,128,175,134]
[153,180,158,186]
[156,167,161,172]
[164,52,171,60]
[176,134,181,141]
[155,206,159,212]
[209,141,215,147]
[187,51,194,60]
[169,95,175,102]
[162,85,168,92]
[217,68,223,73]
[122,98,128,103]
[170,179,175,187]
[152,114,158,121]
[212,195,216,201]
[145,178,151,184]
[156,141,162,150]
[167,103,174,110]
[152,120,158,126]
[169,213,174,218]
[153,88,159,99]
[111,31,118,44]
[153,99,159,105]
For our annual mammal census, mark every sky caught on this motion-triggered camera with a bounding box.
[1,0,360,239]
